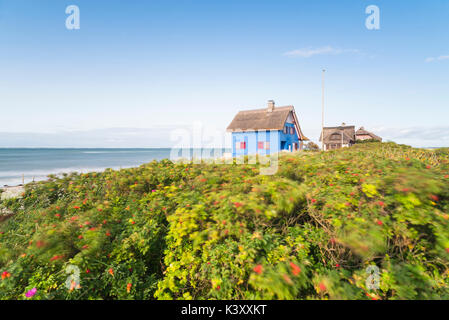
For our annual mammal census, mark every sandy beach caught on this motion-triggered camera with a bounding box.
[0,185,25,201]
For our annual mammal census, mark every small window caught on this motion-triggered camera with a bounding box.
[265,141,270,150]
[235,142,240,150]
[290,127,294,135]
[258,141,264,149]
[283,126,288,134]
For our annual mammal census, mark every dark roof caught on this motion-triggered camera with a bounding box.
[355,127,382,141]
[227,105,308,140]
[319,125,355,144]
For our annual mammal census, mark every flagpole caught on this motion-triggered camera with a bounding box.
[321,69,325,151]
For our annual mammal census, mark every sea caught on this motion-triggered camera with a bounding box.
[0,148,230,187]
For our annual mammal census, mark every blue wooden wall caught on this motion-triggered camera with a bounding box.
[231,125,299,157]
[279,123,299,152]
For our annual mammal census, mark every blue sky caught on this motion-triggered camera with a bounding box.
[0,0,448,147]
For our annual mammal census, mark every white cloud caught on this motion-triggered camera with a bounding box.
[283,46,359,58]
[370,126,449,147]
[425,54,449,63]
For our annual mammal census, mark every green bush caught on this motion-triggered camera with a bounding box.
[1,143,448,300]
[354,139,381,144]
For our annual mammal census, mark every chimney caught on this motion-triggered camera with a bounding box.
[267,100,275,112]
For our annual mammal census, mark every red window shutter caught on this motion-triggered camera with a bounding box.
[240,142,246,149]
[258,142,264,149]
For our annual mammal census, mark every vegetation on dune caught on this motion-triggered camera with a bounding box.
[1,143,449,300]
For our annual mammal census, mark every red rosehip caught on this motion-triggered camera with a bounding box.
[319,282,327,291]
[253,264,263,274]
[290,262,301,276]
[430,195,439,202]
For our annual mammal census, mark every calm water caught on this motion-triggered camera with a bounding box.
[0,148,229,186]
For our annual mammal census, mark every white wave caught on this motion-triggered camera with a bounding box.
[0,167,116,178]
[81,150,159,154]
[0,166,139,186]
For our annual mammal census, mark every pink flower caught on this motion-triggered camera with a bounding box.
[25,288,37,298]
[1,271,11,280]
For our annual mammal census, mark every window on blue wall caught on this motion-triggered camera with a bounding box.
[240,142,246,149]
[258,141,264,149]
[283,126,287,134]
[290,127,294,135]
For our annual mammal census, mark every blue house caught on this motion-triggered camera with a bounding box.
[227,100,308,157]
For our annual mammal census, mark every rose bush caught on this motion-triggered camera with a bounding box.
[0,143,448,299]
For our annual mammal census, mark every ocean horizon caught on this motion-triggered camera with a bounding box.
[0,148,231,187]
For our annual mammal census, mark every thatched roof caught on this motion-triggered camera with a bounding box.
[227,106,293,131]
[319,125,355,144]
[355,127,382,141]
[227,102,308,141]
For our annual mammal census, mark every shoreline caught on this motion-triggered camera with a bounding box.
[0,148,234,188]
[0,150,236,188]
